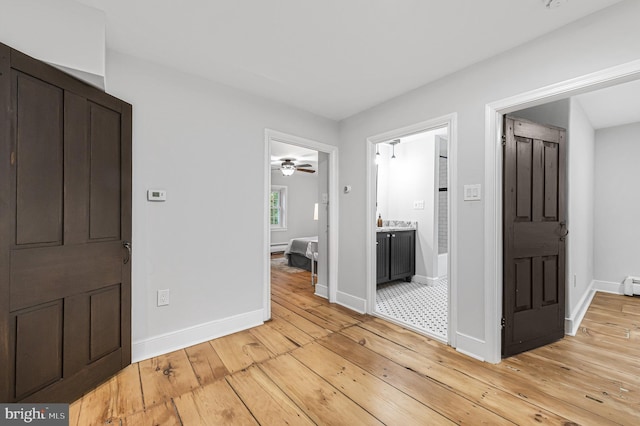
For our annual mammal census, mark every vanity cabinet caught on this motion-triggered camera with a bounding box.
[376,230,415,284]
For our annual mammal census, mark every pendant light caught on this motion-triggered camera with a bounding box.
[389,139,400,159]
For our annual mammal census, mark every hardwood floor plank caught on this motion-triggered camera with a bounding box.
[271,301,332,339]
[68,400,81,426]
[249,322,300,355]
[120,401,182,426]
[340,325,612,425]
[184,341,230,386]
[209,330,273,373]
[226,365,314,425]
[318,332,533,425]
[263,315,315,346]
[271,294,342,332]
[173,379,258,426]
[292,341,456,425]
[76,363,144,424]
[138,350,200,407]
[306,304,362,329]
[259,353,385,425]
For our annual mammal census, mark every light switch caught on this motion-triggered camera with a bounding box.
[413,200,425,209]
[464,184,482,201]
[147,189,167,201]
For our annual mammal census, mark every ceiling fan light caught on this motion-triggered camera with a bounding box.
[281,163,296,176]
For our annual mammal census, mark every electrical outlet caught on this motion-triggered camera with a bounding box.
[157,289,170,306]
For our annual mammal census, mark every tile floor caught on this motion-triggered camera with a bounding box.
[375,278,448,339]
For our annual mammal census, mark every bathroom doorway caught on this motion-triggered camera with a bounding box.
[367,116,457,344]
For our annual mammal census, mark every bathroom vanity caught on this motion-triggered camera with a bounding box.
[376,227,415,285]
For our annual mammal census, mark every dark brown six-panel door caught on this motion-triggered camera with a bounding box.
[0,42,132,402]
[502,116,566,357]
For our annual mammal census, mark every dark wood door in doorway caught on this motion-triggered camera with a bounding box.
[502,116,566,357]
[0,43,132,402]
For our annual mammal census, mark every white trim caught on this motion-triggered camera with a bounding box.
[336,290,367,314]
[412,275,441,286]
[593,279,640,295]
[365,113,458,347]
[455,332,486,362]
[565,281,595,336]
[132,309,263,363]
[315,284,328,299]
[264,129,339,322]
[269,243,288,253]
[484,59,640,364]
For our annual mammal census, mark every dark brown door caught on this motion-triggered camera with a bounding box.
[502,116,566,357]
[0,43,132,402]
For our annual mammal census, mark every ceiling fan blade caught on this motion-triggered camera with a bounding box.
[297,168,316,173]
[296,163,312,168]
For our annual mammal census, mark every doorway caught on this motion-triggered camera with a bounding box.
[263,130,338,321]
[485,60,640,363]
[366,114,458,345]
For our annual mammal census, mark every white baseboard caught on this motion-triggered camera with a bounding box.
[412,275,441,285]
[270,243,287,253]
[336,291,367,314]
[593,279,623,294]
[132,309,264,363]
[565,283,595,336]
[315,283,328,299]
[455,332,487,362]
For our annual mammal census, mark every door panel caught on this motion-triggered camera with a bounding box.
[14,72,64,246]
[0,42,132,402]
[14,302,63,400]
[89,101,121,241]
[503,116,566,357]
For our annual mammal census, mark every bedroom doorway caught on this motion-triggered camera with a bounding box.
[366,114,458,345]
[263,130,338,321]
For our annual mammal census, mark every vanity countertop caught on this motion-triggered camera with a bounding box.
[376,220,417,232]
[377,226,416,232]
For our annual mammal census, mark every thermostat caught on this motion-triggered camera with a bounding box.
[147,189,167,201]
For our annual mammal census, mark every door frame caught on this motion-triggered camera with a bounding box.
[365,113,458,346]
[263,129,339,321]
[484,59,640,363]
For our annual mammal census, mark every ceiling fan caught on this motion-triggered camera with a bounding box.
[273,158,315,176]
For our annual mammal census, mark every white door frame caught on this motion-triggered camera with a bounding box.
[483,59,640,363]
[263,129,339,320]
[365,113,458,346]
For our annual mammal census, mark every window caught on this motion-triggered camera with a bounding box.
[270,186,287,230]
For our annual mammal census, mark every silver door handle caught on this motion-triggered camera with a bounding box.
[123,241,131,264]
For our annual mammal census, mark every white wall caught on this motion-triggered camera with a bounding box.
[377,135,437,280]
[270,171,318,245]
[594,122,640,285]
[0,0,106,88]
[105,50,338,360]
[337,0,640,361]
[567,99,595,318]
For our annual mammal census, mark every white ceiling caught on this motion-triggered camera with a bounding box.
[76,0,624,121]
[574,79,640,129]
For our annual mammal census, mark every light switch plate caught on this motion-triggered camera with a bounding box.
[413,200,425,209]
[463,184,482,201]
[147,189,167,201]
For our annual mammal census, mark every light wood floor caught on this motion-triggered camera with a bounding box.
[70,261,640,425]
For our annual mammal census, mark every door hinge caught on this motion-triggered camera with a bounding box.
[501,317,506,328]
[501,135,506,146]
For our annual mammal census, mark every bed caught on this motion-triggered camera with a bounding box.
[284,236,318,272]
